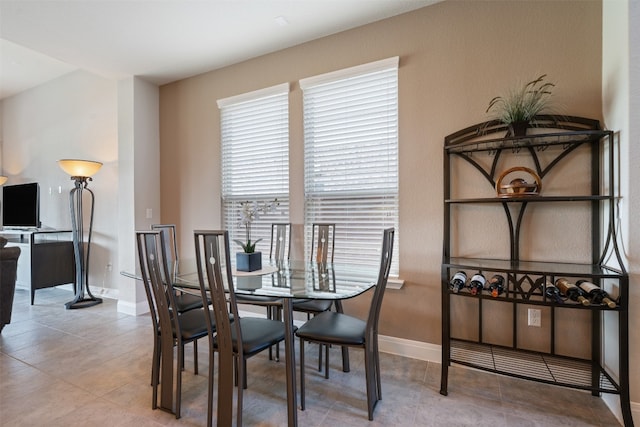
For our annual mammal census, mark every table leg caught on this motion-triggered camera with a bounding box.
[282,299,298,427]
[334,301,350,372]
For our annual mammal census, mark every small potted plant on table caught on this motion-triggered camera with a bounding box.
[234,199,278,272]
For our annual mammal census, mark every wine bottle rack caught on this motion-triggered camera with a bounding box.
[440,116,632,426]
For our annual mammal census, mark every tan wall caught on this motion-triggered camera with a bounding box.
[159,1,602,345]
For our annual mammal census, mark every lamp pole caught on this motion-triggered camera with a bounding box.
[58,159,103,309]
[65,175,101,309]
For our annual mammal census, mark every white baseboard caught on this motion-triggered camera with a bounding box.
[17,283,75,293]
[378,334,440,362]
[93,286,119,300]
[117,299,149,316]
[602,394,640,426]
[18,283,114,299]
[632,401,640,425]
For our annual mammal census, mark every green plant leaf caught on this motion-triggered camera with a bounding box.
[234,238,262,253]
[486,74,555,124]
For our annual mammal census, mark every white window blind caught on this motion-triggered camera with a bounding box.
[218,83,290,257]
[301,58,399,274]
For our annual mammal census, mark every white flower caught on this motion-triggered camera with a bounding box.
[234,198,279,253]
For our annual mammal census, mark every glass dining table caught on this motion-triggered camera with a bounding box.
[124,260,379,426]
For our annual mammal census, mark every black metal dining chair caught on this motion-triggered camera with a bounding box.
[293,223,337,373]
[309,222,335,264]
[151,224,203,313]
[270,222,291,262]
[235,222,291,360]
[194,229,290,427]
[149,224,207,378]
[136,230,212,419]
[295,227,394,421]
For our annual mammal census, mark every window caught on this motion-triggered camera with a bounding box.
[301,58,399,274]
[218,83,290,257]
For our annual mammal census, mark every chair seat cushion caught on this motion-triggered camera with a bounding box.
[292,299,332,314]
[215,317,290,356]
[174,292,204,313]
[296,311,366,346]
[177,308,215,341]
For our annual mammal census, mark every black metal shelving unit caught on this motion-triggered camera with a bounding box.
[439,115,632,426]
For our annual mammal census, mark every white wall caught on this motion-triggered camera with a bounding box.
[117,76,160,315]
[0,71,160,315]
[0,70,119,294]
[628,3,640,419]
[602,0,639,422]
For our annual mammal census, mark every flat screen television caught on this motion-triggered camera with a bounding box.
[2,182,41,229]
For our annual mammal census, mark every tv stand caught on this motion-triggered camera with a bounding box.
[0,230,75,304]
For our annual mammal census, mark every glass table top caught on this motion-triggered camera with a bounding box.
[175,260,379,300]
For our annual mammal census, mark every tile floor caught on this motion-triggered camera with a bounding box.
[0,287,622,426]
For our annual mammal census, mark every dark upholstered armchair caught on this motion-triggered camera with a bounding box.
[1,236,21,332]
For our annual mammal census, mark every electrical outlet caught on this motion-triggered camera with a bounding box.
[106,263,113,272]
[146,208,153,219]
[528,308,541,327]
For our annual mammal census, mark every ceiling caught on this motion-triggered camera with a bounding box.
[0,0,438,100]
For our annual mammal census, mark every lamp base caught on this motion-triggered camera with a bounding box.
[65,296,102,310]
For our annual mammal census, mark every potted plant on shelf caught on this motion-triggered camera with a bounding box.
[234,199,278,272]
[485,74,555,137]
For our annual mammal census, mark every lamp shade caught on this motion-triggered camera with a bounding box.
[58,159,103,178]
[0,176,7,186]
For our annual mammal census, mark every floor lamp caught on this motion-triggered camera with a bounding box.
[58,159,103,309]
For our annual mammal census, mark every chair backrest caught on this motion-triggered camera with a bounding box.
[310,223,335,263]
[312,263,335,292]
[194,230,241,354]
[270,223,291,261]
[365,228,395,338]
[151,224,179,282]
[136,230,181,344]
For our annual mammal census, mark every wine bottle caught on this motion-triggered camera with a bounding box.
[468,273,486,296]
[487,274,505,297]
[576,280,617,308]
[544,282,563,304]
[449,271,467,293]
[555,278,590,306]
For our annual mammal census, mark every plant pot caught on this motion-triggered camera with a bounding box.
[508,121,529,137]
[236,252,262,272]
[236,275,263,290]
